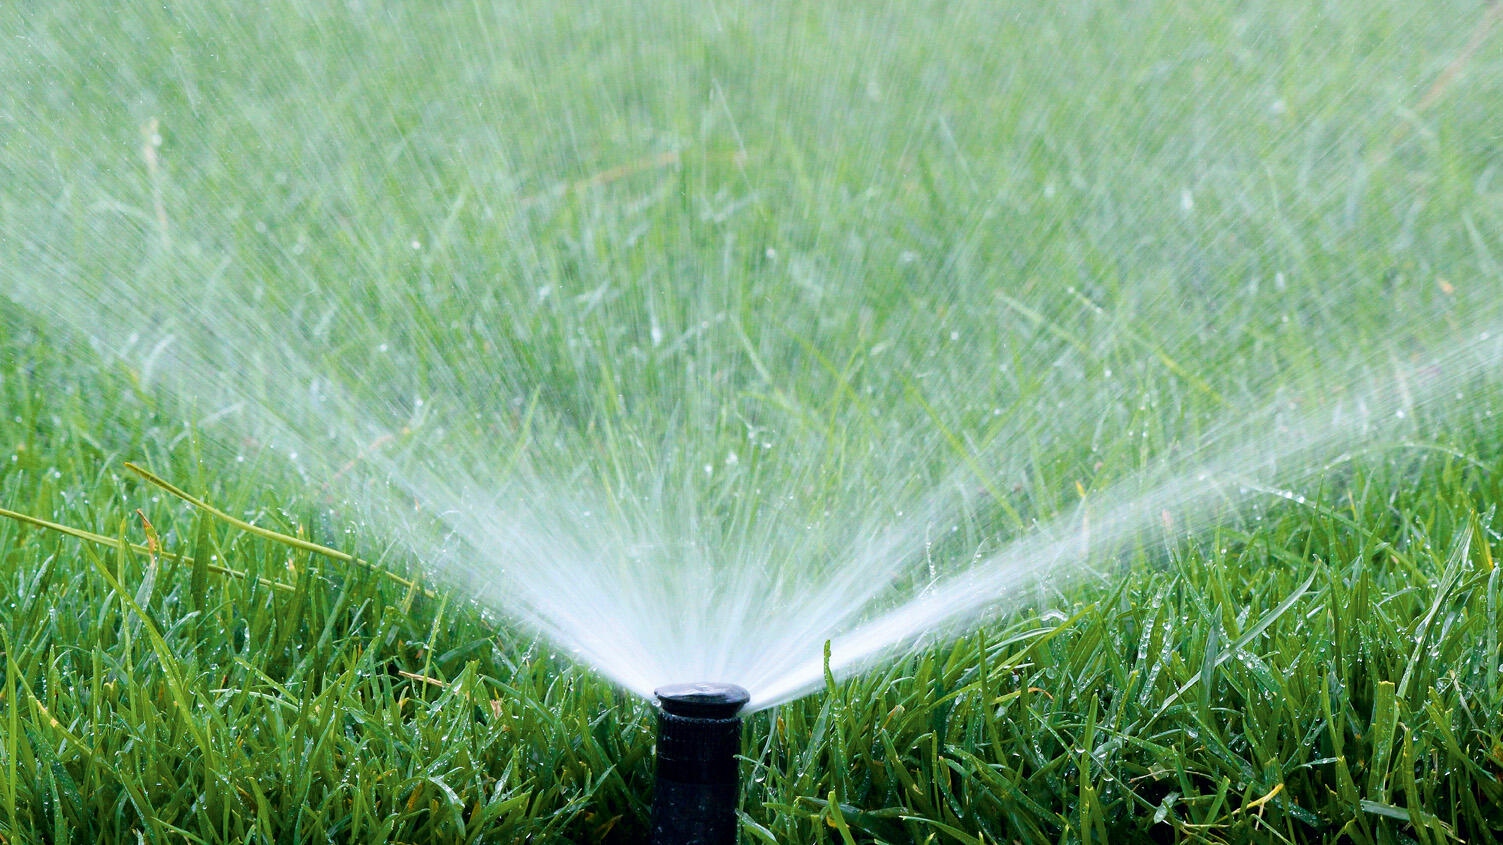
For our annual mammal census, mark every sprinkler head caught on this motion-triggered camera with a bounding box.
[650,683,750,845]
[656,682,751,719]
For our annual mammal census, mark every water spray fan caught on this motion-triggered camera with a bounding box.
[650,683,750,844]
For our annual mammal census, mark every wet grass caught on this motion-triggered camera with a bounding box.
[3,328,1503,842]
[4,0,1503,842]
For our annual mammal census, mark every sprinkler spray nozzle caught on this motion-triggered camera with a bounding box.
[650,683,750,845]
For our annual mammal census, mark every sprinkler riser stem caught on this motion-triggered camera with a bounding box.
[650,683,749,845]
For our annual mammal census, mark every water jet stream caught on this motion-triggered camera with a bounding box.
[746,322,1503,708]
[2,0,1500,720]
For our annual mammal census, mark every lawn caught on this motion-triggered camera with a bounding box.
[2,1,1502,842]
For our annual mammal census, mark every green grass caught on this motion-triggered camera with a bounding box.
[4,0,1503,842]
[2,357,1501,842]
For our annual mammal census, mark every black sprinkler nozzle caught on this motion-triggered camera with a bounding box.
[650,682,750,845]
